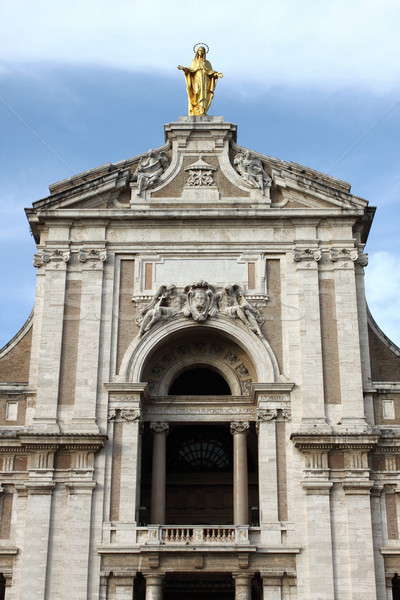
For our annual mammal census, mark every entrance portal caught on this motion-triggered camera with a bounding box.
[164,573,234,600]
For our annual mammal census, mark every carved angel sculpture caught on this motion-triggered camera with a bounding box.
[219,284,264,336]
[182,281,217,322]
[136,285,178,336]
[234,150,272,194]
[134,149,169,196]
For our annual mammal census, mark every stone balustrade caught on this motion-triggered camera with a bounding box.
[138,525,251,546]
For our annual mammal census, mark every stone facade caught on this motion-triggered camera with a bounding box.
[0,116,399,599]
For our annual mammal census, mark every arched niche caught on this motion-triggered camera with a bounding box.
[118,314,282,386]
[142,330,255,396]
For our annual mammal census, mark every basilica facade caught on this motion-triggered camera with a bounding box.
[0,116,399,600]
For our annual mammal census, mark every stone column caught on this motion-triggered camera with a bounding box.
[353,254,371,384]
[71,248,107,431]
[257,415,279,531]
[261,573,283,599]
[99,575,108,600]
[33,249,70,430]
[370,485,387,600]
[113,575,135,600]
[144,574,163,600]
[330,250,365,426]
[19,482,55,599]
[62,481,96,599]
[293,247,326,424]
[118,410,142,528]
[302,479,335,600]
[150,422,169,524]
[231,421,249,525]
[343,481,377,600]
[233,573,252,600]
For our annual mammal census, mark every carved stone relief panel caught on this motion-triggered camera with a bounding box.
[135,280,265,338]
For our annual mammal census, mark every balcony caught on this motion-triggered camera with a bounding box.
[137,525,258,547]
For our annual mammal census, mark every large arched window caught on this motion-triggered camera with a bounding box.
[169,426,232,472]
[169,367,231,395]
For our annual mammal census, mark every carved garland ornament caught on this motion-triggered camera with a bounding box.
[136,281,264,338]
[257,408,291,421]
[108,408,141,423]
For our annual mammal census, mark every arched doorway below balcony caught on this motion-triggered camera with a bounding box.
[164,572,234,600]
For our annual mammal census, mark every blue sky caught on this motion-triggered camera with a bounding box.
[0,0,399,347]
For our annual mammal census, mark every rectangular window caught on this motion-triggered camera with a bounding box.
[5,402,18,422]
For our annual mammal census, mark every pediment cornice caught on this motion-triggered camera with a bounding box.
[25,118,373,244]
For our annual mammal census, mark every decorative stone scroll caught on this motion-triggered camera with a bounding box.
[33,249,70,268]
[78,248,107,264]
[233,150,272,195]
[136,280,264,338]
[132,149,169,197]
[293,248,321,263]
[329,247,359,263]
[184,156,216,186]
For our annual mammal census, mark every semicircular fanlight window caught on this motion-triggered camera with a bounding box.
[176,437,230,471]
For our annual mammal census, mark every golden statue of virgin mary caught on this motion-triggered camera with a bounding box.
[177,44,223,116]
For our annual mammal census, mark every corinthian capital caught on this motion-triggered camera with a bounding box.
[150,422,170,434]
[230,421,250,434]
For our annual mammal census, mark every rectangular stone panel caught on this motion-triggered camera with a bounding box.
[58,279,81,406]
[385,491,399,539]
[374,394,400,424]
[153,258,248,290]
[110,421,123,521]
[319,279,341,404]
[0,492,13,539]
[117,259,137,373]
[0,395,27,426]
[276,420,288,521]
[262,259,282,370]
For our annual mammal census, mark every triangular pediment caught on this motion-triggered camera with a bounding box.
[27,117,369,217]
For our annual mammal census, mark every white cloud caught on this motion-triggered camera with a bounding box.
[1,0,400,91]
[365,251,400,346]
